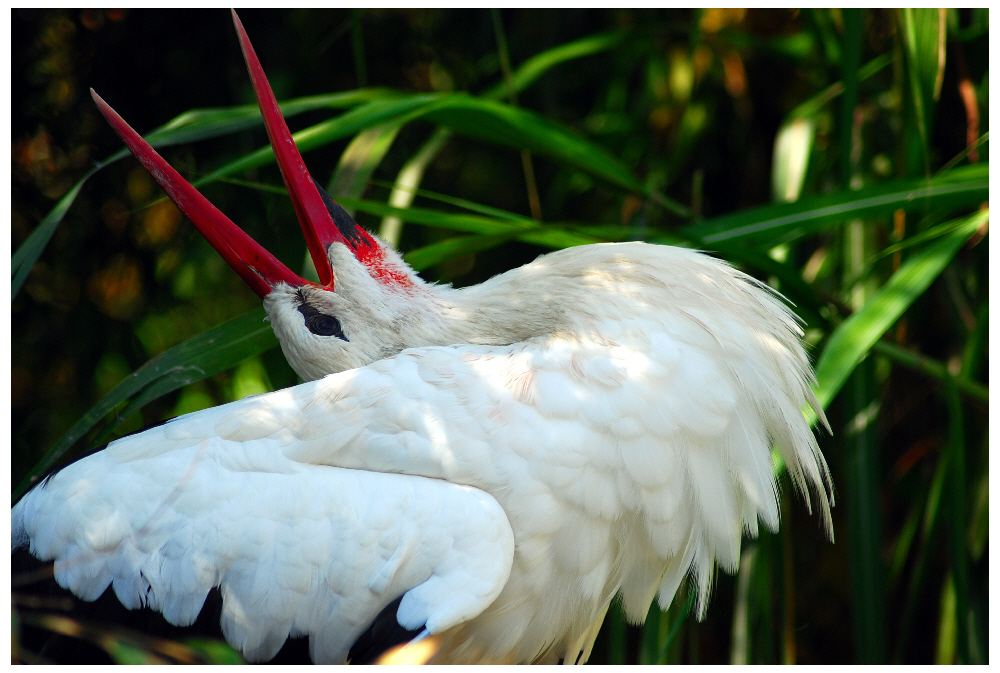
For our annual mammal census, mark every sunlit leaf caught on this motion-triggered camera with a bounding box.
[771,118,815,203]
[140,89,403,147]
[329,123,403,206]
[900,8,947,167]
[813,209,987,408]
[193,95,448,186]
[187,93,646,200]
[685,164,988,246]
[378,127,453,247]
[340,197,601,249]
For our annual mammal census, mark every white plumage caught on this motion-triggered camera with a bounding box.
[11,12,833,665]
[13,432,514,663]
[13,244,831,663]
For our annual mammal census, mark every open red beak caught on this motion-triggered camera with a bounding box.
[91,10,386,297]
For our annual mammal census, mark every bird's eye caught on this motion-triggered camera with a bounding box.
[305,313,347,340]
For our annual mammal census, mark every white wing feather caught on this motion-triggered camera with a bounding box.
[12,427,514,663]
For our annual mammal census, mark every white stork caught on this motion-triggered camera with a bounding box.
[12,11,833,664]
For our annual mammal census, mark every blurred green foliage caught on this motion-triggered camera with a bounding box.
[12,8,988,664]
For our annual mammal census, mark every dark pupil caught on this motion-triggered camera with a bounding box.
[306,314,345,339]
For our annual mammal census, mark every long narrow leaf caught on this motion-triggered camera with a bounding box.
[787,52,893,121]
[405,233,523,271]
[422,95,646,195]
[684,164,987,246]
[813,209,987,408]
[379,127,453,247]
[191,93,647,199]
[481,32,625,100]
[12,309,278,502]
[944,379,973,663]
[193,95,448,186]
[381,29,632,245]
[12,164,108,298]
[900,8,946,170]
[370,179,529,223]
[339,197,601,249]
[139,89,402,148]
[329,123,403,204]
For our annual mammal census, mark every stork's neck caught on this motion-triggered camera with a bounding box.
[425,269,569,348]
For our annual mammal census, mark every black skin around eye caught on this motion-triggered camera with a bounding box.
[296,301,348,341]
[307,313,345,338]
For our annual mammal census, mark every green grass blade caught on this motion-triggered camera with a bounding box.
[900,9,946,172]
[328,123,403,205]
[16,612,242,664]
[16,37,625,283]
[404,233,523,271]
[871,214,987,262]
[16,38,643,286]
[320,122,405,275]
[12,164,106,298]
[189,92,648,201]
[771,117,815,203]
[343,197,532,229]
[138,89,398,147]
[935,574,957,663]
[181,638,245,665]
[640,602,660,664]
[839,12,887,661]
[779,487,798,664]
[369,179,529,222]
[656,592,694,663]
[608,602,626,664]
[958,301,988,663]
[872,341,988,404]
[842,356,886,663]
[481,31,625,100]
[192,95,448,186]
[787,52,893,121]
[889,502,922,585]
[12,309,278,502]
[339,197,601,249]
[420,95,647,196]
[944,379,975,663]
[380,29,630,245]
[893,448,948,662]
[813,209,987,408]
[684,164,987,246]
[379,127,453,247]
[729,547,755,663]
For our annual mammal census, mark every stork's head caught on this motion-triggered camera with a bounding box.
[91,10,425,381]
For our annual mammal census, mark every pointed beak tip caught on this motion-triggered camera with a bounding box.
[96,11,350,305]
[231,9,248,42]
[90,89,108,110]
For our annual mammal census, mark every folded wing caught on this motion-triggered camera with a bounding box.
[12,427,514,663]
